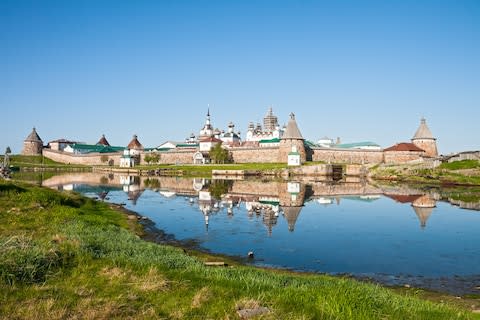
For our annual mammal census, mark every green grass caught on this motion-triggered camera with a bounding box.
[1,180,479,319]
[440,160,480,171]
[371,163,480,186]
[3,155,89,169]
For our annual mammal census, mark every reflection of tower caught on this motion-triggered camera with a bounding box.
[193,178,206,192]
[279,181,305,232]
[98,191,109,201]
[262,207,278,236]
[121,176,143,205]
[412,194,436,229]
[198,190,214,231]
[411,118,438,157]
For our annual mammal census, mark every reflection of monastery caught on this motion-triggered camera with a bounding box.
[43,174,445,233]
[25,107,443,166]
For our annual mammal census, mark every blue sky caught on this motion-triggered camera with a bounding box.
[1,0,479,154]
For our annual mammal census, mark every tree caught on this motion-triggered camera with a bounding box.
[144,152,160,165]
[100,155,109,164]
[209,143,232,164]
[144,154,153,165]
[150,152,160,164]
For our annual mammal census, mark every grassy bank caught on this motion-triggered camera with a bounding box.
[1,181,478,319]
[370,160,480,186]
[3,155,89,170]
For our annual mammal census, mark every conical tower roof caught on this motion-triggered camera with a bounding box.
[412,118,435,140]
[283,206,302,232]
[25,127,43,143]
[96,134,110,146]
[127,134,144,150]
[282,113,304,140]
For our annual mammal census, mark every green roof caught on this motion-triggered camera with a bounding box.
[304,140,317,147]
[259,200,280,206]
[70,144,124,154]
[176,143,199,148]
[335,141,380,149]
[259,138,280,144]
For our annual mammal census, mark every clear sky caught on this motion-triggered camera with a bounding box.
[1,0,479,154]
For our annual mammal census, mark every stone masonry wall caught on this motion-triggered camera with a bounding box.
[22,141,43,155]
[141,150,196,165]
[229,147,280,163]
[44,146,426,166]
[384,151,425,164]
[311,148,384,164]
[412,139,438,157]
[43,149,122,166]
[279,139,306,164]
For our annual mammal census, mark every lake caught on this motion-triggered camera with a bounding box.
[41,173,480,295]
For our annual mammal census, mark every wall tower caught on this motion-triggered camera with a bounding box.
[22,127,43,155]
[411,118,438,157]
[279,113,306,164]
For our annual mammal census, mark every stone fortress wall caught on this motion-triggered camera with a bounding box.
[43,149,122,166]
[37,111,436,167]
[43,145,428,166]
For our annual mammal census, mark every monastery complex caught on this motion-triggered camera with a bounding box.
[22,108,440,167]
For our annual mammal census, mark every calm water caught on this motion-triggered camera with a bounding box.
[42,173,480,294]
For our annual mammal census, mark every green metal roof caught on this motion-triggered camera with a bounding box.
[259,200,280,206]
[304,140,317,147]
[335,141,380,149]
[176,143,199,148]
[70,144,124,153]
[259,138,280,144]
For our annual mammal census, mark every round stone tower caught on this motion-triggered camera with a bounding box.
[279,113,306,164]
[411,118,438,157]
[22,127,43,155]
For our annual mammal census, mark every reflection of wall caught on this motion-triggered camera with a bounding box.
[230,180,282,196]
[42,172,122,187]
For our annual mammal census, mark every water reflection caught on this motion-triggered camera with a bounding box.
[40,173,480,295]
[41,173,479,233]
